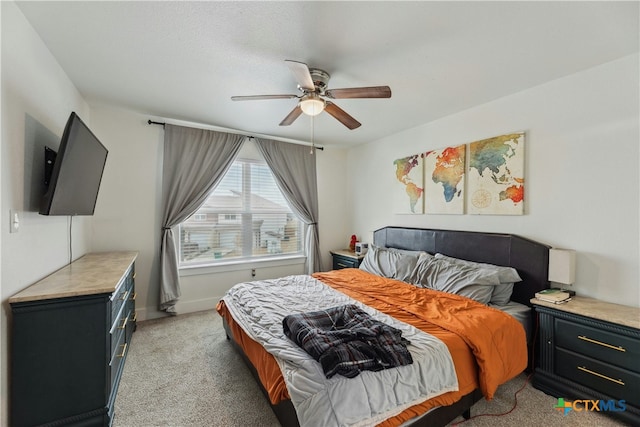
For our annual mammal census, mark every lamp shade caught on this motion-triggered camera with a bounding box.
[299,94,325,116]
[548,248,576,285]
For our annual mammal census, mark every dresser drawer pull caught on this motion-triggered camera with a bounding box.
[119,290,130,301]
[130,292,137,301]
[117,343,128,358]
[578,335,625,352]
[577,366,625,386]
[118,316,128,330]
[132,312,138,322]
[337,263,349,268]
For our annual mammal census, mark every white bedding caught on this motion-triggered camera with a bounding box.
[222,274,459,427]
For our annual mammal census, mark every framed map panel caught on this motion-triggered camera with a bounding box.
[467,132,525,215]
[423,145,465,214]
[393,154,424,214]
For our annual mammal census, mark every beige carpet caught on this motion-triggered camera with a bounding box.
[114,310,628,427]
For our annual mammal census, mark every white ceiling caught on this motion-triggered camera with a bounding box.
[16,1,639,147]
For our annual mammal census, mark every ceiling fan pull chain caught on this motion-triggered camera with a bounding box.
[310,115,315,155]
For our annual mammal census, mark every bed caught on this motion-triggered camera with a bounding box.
[217,226,550,427]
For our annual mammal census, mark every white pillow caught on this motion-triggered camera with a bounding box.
[414,257,502,304]
[434,253,521,305]
[359,245,424,283]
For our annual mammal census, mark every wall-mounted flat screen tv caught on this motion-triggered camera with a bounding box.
[39,112,108,216]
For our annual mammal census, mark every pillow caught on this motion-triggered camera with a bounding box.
[434,253,522,283]
[434,253,522,305]
[408,252,435,285]
[414,257,502,304]
[359,245,424,283]
[489,283,516,306]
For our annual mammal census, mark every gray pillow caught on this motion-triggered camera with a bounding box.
[415,257,502,304]
[434,253,521,305]
[489,283,516,306]
[359,245,424,283]
[408,252,435,285]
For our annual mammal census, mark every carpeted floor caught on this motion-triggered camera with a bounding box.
[113,310,628,427]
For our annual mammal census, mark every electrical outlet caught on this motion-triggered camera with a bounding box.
[10,210,20,233]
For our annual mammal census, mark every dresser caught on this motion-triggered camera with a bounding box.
[9,251,138,427]
[531,296,640,424]
[330,249,364,270]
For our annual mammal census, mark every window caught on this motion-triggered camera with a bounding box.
[179,145,304,267]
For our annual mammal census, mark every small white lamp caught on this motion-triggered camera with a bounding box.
[548,248,576,295]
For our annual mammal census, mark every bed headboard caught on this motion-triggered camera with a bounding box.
[373,226,550,306]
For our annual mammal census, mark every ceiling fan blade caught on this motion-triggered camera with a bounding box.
[231,94,298,101]
[324,101,361,130]
[325,86,392,99]
[279,105,303,126]
[285,60,315,91]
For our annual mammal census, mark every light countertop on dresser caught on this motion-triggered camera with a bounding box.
[9,251,138,304]
[531,295,640,330]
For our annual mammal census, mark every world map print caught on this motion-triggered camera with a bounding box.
[467,132,525,215]
[423,145,465,214]
[393,154,424,214]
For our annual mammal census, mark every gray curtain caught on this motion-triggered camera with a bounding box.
[254,138,323,273]
[160,124,245,313]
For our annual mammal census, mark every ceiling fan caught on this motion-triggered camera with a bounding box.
[231,60,392,130]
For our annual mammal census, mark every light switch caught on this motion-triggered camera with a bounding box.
[10,210,19,233]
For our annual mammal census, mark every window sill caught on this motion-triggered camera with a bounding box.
[179,255,306,277]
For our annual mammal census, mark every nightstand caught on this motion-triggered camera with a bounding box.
[531,296,640,424]
[330,249,364,270]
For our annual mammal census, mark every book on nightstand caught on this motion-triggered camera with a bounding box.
[535,289,571,304]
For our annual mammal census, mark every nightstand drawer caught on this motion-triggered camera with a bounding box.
[556,348,640,407]
[333,254,360,269]
[555,318,640,372]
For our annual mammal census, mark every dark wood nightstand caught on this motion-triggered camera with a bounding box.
[531,296,640,425]
[330,249,364,270]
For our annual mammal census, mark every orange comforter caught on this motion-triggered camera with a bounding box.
[217,268,527,426]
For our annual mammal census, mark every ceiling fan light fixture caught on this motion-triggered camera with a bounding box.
[299,94,326,116]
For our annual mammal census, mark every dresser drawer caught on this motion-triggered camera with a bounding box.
[109,328,127,390]
[111,310,129,352]
[111,283,130,323]
[556,347,640,407]
[555,318,640,372]
[110,266,134,322]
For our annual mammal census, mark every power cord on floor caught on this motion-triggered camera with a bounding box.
[451,311,539,426]
[451,372,532,426]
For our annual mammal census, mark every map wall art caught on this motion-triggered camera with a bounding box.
[393,154,424,214]
[423,145,466,214]
[467,132,525,215]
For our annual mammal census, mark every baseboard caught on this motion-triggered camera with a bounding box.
[175,296,222,315]
[135,296,223,321]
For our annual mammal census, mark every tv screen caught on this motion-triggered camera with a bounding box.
[39,112,108,216]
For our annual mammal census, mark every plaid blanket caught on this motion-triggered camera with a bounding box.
[283,304,413,379]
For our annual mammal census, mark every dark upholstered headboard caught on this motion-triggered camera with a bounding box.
[373,226,551,307]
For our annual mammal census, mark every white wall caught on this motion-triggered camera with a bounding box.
[0,2,93,424]
[88,105,350,320]
[347,54,640,308]
[2,1,637,423]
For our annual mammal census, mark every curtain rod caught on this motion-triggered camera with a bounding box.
[147,119,324,151]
